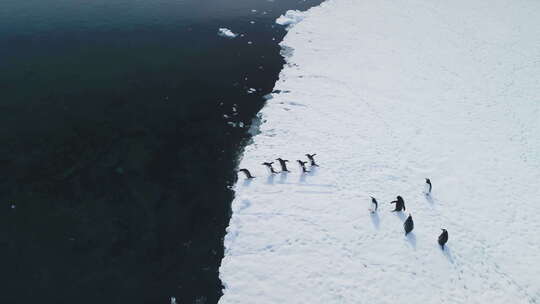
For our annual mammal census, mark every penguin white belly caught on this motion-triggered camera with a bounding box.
[424,182,431,194]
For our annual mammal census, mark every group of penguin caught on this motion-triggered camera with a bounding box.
[238,155,449,249]
[238,153,318,178]
[370,178,449,249]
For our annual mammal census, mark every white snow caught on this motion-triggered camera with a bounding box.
[218,28,238,39]
[220,0,540,303]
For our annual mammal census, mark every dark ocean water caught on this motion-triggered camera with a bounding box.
[0,1,322,303]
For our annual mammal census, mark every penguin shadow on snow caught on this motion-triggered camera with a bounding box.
[308,165,318,176]
[406,232,417,249]
[441,246,454,264]
[242,178,253,187]
[425,193,435,205]
[370,212,380,230]
[237,199,252,213]
[393,211,406,221]
[298,173,308,183]
[266,174,275,185]
[278,172,288,184]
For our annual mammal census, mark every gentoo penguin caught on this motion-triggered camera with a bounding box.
[262,162,278,174]
[438,229,448,248]
[297,160,310,173]
[238,168,255,179]
[390,196,406,212]
[276,158,290,172]
[404,214,414,235]
[305,153,318,166]
[370,196,378,212]
[425,178,432,195]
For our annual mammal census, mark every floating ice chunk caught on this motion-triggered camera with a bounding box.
[247,88,257,94]
[218,28,237,38]
[276,10,306,28]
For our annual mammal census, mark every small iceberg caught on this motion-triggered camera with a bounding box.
[218,28,238,38]
[276,10,306,28]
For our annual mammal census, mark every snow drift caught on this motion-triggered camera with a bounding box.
[220,0,540,303]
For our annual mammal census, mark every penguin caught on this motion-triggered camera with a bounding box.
[262,162,278,174]
[370,196,378,212]
[390,195,406,212]
[404,214,414,235]
[238,168,255,179]
[305,153,319,166]
[438,229,448,249]
[276,158,290,172]
[297,160,310,173]
[425,178,432,195]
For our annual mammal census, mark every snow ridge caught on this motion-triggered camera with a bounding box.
[220,0,540,303]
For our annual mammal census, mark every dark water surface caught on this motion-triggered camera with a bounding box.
[0,0,322,303]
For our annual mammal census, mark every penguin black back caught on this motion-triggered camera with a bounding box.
[238,169,255,179]
[262,162,278,174]
[276,158,290,172]
[390,196,406,212]
[404,214,414,235]
[297,160,310,173]
[398,196,406,211]
[305,153,318,166]
[370,196,378,211]
[438,229,448,248]
[425,178,432,194]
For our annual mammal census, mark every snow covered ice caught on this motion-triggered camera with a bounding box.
[220,0,540,303]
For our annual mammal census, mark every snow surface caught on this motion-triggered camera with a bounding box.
[218,28,238,38]
[220,0,540,303]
